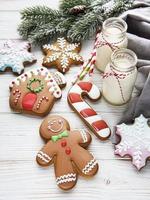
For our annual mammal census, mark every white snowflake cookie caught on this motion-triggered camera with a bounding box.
[42,37,83,73]
[0,40,36,74]
[115,115,150,170]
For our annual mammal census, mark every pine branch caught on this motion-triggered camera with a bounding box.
[18,20,37,39]
[67,0,134,42]
[28,24,57,45]
[18,0,135,45]
[94,0,134,18]
[67,11,102,42]
[20,15,78,45]
[59,0,91,13]
[21,6,62,22]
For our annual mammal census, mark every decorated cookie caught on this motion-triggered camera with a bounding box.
[36,115,98,190]
[42,37,83,73]
[115,115,150,170]
[0,40,36,74]
[9,67,66,116]
[68,82,111,140]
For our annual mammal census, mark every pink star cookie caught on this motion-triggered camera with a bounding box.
[115,115,150,170]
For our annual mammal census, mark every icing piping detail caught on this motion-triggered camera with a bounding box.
[80,129,88,143]
[37,151,52,163]
[56,173,76,185]
[9,67,64,99]
[82,158,97,174]
[115,114,150,170]
[43,37,83,73]
[48,119,64,133]
[36,96,49,110]
[13,89,21,105]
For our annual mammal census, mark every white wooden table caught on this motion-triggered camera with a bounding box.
[0,1,150,200]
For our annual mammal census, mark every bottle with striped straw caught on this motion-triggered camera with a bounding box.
[95,17,128,72]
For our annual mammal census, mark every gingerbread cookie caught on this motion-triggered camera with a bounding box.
[115,115,150,170]
[9,67,66,116]
[68,81,111,140]
[42,37,83,73]
[36,115,98,190]
[0,40,36,74]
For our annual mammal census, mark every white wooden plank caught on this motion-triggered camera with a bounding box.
[0,112,120,160]
[0,1,149,200]
[0,12,20,39]
[0,0,60,11]
[0,160,150,200]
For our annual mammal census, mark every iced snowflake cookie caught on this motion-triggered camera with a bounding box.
[9,67,66,116]
[42,37,84,73]
[36,115,98,190]
[0,40,36,74]
[115,115,150,170]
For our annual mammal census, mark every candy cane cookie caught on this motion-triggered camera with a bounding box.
[68,82,111,140]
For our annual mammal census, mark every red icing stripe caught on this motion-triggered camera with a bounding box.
[80,108,97,118]
[92,120,108,131]
[78,82,92,92]
[68,93,82,103]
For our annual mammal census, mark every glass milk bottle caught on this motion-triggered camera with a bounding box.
[102,49,137,105]
[95,17,128,72]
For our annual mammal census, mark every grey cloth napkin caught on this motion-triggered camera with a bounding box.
[111,0,150,143]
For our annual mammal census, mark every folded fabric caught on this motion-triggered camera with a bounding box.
[121,0,150,66]
[111,0,150,143]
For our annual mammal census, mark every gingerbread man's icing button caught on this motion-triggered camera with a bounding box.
[61,140,67,147]
[65,147,71,155]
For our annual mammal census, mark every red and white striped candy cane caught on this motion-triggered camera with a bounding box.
[68,81,111,140]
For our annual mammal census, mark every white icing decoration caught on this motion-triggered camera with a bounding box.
[13,89,21,105]
[80,129,88,143]
[97,128,111,138]
[43,37,83,72]
[115,115,150,170]
[36,96,49,110]
[0,40,36,74]
[9,67,65,99]
[82,158,97,174]
[56,173,76,185]
[48,119,64,133]
[46,52,62,63]
[72,102,90,112]
[37,151,52,163]
[88,84,101,100]
[69,84,82,94]
[52,72,66,86]
[86,115,102,124]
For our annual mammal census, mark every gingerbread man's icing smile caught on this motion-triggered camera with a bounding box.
[48,119,64,133]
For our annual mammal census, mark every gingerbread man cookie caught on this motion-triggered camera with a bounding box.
[115,115,150,170]
[9,67,66,116]
[36,115,98,190]
[42,37,83,73]
[0,40,36,74]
